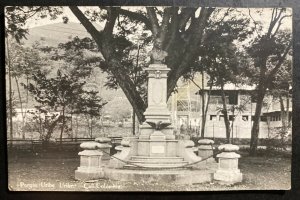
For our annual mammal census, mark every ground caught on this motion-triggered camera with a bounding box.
[7,149,291,191]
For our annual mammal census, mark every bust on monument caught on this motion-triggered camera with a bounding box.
[149,38,168,64]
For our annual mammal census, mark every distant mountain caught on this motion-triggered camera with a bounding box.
[23,22,102,46]
[9,22,132,117]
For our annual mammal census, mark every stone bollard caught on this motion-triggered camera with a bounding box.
[95,137,112,160]
[75,142,105,181]
[198,139,215,162]
[214,144,243,185]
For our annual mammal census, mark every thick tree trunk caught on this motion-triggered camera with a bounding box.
[70,6,214,123]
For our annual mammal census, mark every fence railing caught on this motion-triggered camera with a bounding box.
[7,136,123,152]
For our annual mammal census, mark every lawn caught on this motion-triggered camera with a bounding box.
[7,149,291,191]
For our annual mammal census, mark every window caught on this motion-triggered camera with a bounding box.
[228,92,238,105]
[210,115,217,121]
[177,100,189,111]
[219,115,224,121]
[242,115,249,121]
[229,115,235,121]
[210,96,229,105]
[261,116,267,122]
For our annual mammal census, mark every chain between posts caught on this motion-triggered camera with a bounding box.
[97,143,224,170]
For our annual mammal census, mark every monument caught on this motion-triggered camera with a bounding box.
[104,45,217,183]
[74,41,242,185]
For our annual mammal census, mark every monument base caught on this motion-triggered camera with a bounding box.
[104,168,214,184]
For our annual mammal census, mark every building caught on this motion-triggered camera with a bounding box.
[168,75,292,139]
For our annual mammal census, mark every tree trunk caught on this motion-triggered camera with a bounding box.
[90,116,93,139]
[286,94,290,128]
[60,107,65,146]
[220,83,231,143]
[14,77,25,139]
[132,109,135,135]
[6,38,14,147]
[201,69,205,138]
[201,80,213,138]
[75,116,78,142]
[249,89,266,155]
[279,95,287,133]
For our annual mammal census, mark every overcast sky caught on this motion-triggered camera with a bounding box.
[24,7,292,30]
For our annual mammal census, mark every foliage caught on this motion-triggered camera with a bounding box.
[244,8,292,155]
[7,41,51,79]
[5,6,258,122]
[6,92,17,118]
[26,106,63,142]
[265,127,291,151]
[22,69,106,142]
[5,6,63,42]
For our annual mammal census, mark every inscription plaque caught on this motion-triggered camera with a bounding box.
[151,146,165,153]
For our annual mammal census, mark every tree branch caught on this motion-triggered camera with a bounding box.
[159,7,172,43]
[165,7,179,51]
[266,41,292,83]
[69,6,102,46]
[248,8,261,37]
[178,8,198,31]
[118,8,152,30]
[166,8,214,97]
[103,7,119,35]
[271,14,292,37]
[146,7,159,36]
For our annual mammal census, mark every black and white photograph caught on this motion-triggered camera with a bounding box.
[4,5,293,191]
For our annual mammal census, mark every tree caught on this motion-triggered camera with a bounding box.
[245,8,292,155]
[186,8,253,141]
[6,6,259,126]
[72,90,107,138]
[268,58,292,141]
[26,106,62,143]
[5,6,220,123]
[5,39,52,140]
[23,69,105,144]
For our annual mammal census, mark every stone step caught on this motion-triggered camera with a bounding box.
[123,162,189,169]
[130,156,184,162]
[129,160,188,164]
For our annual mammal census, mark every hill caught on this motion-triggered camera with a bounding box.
[23,22,102,46]
[7,22,132,119]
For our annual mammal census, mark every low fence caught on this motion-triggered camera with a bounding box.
[7,136,123,152]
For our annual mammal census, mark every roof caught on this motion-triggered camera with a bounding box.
[203,83,256,91]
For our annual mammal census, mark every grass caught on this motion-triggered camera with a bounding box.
[7,149,291,191]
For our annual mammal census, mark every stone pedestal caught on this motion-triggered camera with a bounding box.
[198,139,215,162]
[75,142,105,181]
[95,137,112,160]
[149,130,166,157]
[143,64,171,124]
[214,144,243,185]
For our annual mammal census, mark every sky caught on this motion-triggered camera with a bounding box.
[25,7,292,30]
